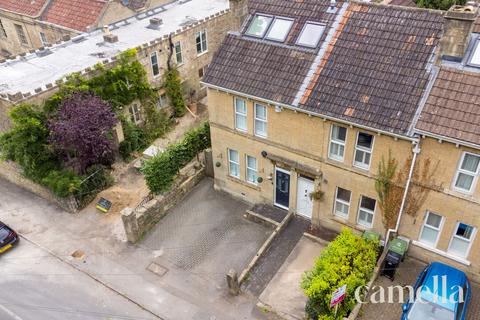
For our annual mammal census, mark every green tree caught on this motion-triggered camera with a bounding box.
[0,104,59,180]
[415,0,465,11]
[164,68,186,117]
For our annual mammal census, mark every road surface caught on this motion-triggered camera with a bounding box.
[0,238,155,320]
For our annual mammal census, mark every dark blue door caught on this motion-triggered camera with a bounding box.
[275,169,290,209]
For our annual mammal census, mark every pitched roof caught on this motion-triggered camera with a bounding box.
[387,0,416,7]
[204,34,317,105]
[42,0,108,32]
[301,4,444,135]
[0,0,48,17]
[204,1,445,135]
[415,67,480,146]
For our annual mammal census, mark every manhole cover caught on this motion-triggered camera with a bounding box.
[71,250,85,259]
[147,262,168,277]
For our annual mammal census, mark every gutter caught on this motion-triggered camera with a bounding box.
[201,82,418,142]
[384,140,421,246]
[414,128,480,150]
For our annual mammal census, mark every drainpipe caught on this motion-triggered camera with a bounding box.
[385,140,421,246]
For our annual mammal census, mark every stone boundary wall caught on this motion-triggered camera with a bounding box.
[0,160,78,213]
[122,158,205,243]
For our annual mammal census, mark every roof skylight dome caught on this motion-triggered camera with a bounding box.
[245,14,273,38]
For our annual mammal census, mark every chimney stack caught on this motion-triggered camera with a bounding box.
[438,4,478,62]
[148,18,163,30]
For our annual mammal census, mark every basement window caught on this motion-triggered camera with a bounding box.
[265,17,293,42]
[245,14,273,38]
[296,22,325,48]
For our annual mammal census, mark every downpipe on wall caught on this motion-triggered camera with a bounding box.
[384,139,421,246]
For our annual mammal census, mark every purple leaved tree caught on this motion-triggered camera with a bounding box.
[48,92,117,174]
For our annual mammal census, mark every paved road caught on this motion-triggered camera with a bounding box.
[0,237,155,320]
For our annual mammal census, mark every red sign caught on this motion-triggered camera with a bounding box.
[330,284,347,308]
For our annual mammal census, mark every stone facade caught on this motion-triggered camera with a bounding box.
[207,87,480,282]
[0,0,172,58]
[0,1,244,131]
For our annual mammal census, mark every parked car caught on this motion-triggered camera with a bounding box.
[0,221,18,254]
[402,262,471,320]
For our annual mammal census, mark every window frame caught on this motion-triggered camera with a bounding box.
[129,104,141,124]
[245,14,273,38]
[0,19,7,38]
[418,211,444,248]
[357,195,376,228]
[234,97,247,132]
[254,103,268,138]
[452,151,480,194]
[447,222,477,259]
[195,30,208,55]
[334,187,351,219]
[228,149,240,179]
[39,31,48,46]
[467,39,480,68]
[245,155,258,185]
[150,51,160,77]
[296,21,326,48]
[14,24,28,45]
[328,124,347,162]
[353,131,374,170]
[174,41,183,65]
[157,93,167,108]
[264,16,294,42]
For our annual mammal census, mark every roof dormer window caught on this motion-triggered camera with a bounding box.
[265,17,293,42]
[246,14,273,38]
[468,39,480,67]
[296,22,326,48]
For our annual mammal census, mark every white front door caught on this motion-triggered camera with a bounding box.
[296,176,314,219]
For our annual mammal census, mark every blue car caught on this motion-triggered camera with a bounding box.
[402,262,471,320]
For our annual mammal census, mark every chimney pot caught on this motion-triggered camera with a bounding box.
[103,34,119,43]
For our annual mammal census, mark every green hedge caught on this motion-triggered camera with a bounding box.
[301,229,378,320]
[141,122,210,194]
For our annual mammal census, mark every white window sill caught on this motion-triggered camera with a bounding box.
[328,155,345,163]
[254,133,268,139]
[353,163,370,171]
[412,240,471,266]
[196,51,208,57]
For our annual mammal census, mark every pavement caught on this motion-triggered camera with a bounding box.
[259,236,325,320]
[358,257,480,320]
[0,177,274,320]
[0,238,154,320]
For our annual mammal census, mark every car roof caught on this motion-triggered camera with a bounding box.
[420,262,467,311]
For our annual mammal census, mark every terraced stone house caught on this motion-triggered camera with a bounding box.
[0,0,176,58]
[203,0,480,281]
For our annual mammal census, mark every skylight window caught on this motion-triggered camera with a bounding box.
[246,15,273,38]
[265,17,293,42]
[297,22,326,48]
[469,40,480,67]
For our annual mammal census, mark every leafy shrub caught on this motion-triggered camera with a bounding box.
[164,68,186,117]
[301,229,378,320]
[142,122,211,194]
[119,118,148,159]
[41,169,81,198]
[0,104,60,181]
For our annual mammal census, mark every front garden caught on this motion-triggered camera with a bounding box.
[0,49,189,208]
[301,229,378,320]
